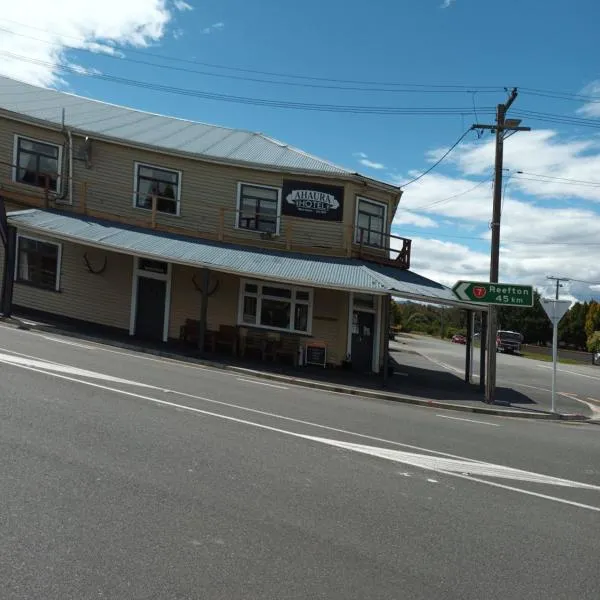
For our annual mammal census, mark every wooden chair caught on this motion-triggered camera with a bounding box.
[274,334,301,367]
[179,318,200,344]
[215,325,238,355]
[239,328,267,360]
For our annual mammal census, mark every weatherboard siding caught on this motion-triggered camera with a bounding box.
[5,237,133,330]
[0,117,397,255]
[168,266,239,339]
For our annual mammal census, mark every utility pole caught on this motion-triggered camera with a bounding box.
[473,88,530,403]
[547,276,570,300]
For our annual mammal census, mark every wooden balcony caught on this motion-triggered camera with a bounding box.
[354,227,412,270]
[1,165,412,270]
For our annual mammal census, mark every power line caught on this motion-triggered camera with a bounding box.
[511,110,600,129]
[0,18,508,92]
[0,26,509,96]
[0,51,500,117]
[511,175,600,189]
[408,177,491,210]
[513,170,600,186]
[520,87,600,103]
[397,128,475,187]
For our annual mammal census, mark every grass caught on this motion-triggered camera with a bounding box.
[470,340,582,365]
[520,352,581,365]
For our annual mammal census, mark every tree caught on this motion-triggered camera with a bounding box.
[587,331,600,354]
[497,291,552,345]
[559,302,588,349]
[585,302,600,339]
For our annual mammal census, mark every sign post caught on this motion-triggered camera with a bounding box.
[540,298,571,413]
[452,281,534,307]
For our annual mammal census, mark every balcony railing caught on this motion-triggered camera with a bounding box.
[356,226,412,270]
[0,160,412,268]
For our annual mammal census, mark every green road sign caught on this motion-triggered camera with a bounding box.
[452,281,534,307]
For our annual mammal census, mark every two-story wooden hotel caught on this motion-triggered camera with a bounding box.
[0,75,471,373]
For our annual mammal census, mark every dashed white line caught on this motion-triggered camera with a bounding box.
[436,414,500,427]
[236,377,289,389]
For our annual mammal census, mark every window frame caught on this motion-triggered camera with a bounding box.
[132,161,182,217]
[354,196,389,248]
[15,234,62,292]
[237,279,313,335]
[12,134,63,193]
[235,182,282,236]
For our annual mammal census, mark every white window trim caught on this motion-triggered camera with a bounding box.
[12,134,63,194]
[132,161,182,217]
[237,278,313,335]
[354,196,388,246]
[15,233,62,292]
[235,182,282,236]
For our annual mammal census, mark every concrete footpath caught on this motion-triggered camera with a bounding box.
[0,315,589,422]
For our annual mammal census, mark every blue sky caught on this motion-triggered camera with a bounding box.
[1,0,599,300]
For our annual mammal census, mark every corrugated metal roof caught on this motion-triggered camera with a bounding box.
[7,209,477,308]
[0,75,354,176]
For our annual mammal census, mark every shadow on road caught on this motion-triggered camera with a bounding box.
[387,353,538,407]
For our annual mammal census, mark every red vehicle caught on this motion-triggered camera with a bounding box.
[451,334,467,345]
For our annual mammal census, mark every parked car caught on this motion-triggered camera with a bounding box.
[451,334,467,345]
[496,330,524,354]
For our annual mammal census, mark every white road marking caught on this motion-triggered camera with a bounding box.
[0,349,484,462]
[41,335,97,350]
[0,352,157,388]
[3,356,600,512]
[436,414,500,427]
[536,363,600,381]
[237,377,289,389]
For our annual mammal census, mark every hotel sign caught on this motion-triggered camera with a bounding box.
[282,180,344,221]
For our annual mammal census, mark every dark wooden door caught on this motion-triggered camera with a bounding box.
[351,310,375,372]
[135,277,166,341]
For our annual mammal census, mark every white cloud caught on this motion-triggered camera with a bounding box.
[394,211,439,229]
[174,0,193,11]
[354,152,386,170]
[432,130,600,203]
[440,0,455,7]
[360,158,385,170]
[0,1,181,87]
[576,80,600,118]
[393,128,600,300]
[202,22,225,34]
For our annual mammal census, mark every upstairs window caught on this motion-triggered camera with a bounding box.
[16,236,61,291]
[236,183,280,234]
[134,163,181,215]
[14,136,61,192]
[355,197,388,248]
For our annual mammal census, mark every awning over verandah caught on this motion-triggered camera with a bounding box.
[6,209,485,310]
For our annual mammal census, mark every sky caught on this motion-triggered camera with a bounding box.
[0,0,599,302]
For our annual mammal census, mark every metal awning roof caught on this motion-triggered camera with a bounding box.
[7,209,484,309]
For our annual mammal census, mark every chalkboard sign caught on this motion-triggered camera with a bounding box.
[305,343,327,367]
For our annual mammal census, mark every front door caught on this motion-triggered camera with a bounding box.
[135,276,166,341]
[351,310,375,372]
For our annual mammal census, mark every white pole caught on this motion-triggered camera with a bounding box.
[470,312,475,383]
[551,323,558,413]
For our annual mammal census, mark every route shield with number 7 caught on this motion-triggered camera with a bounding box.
[452,281,534,307]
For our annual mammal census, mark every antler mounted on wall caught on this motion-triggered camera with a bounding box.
[83,252,108,275]
[192,274,220,296]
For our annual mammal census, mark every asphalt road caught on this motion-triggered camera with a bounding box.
[1,323,599,599]
[392,335,600,417]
